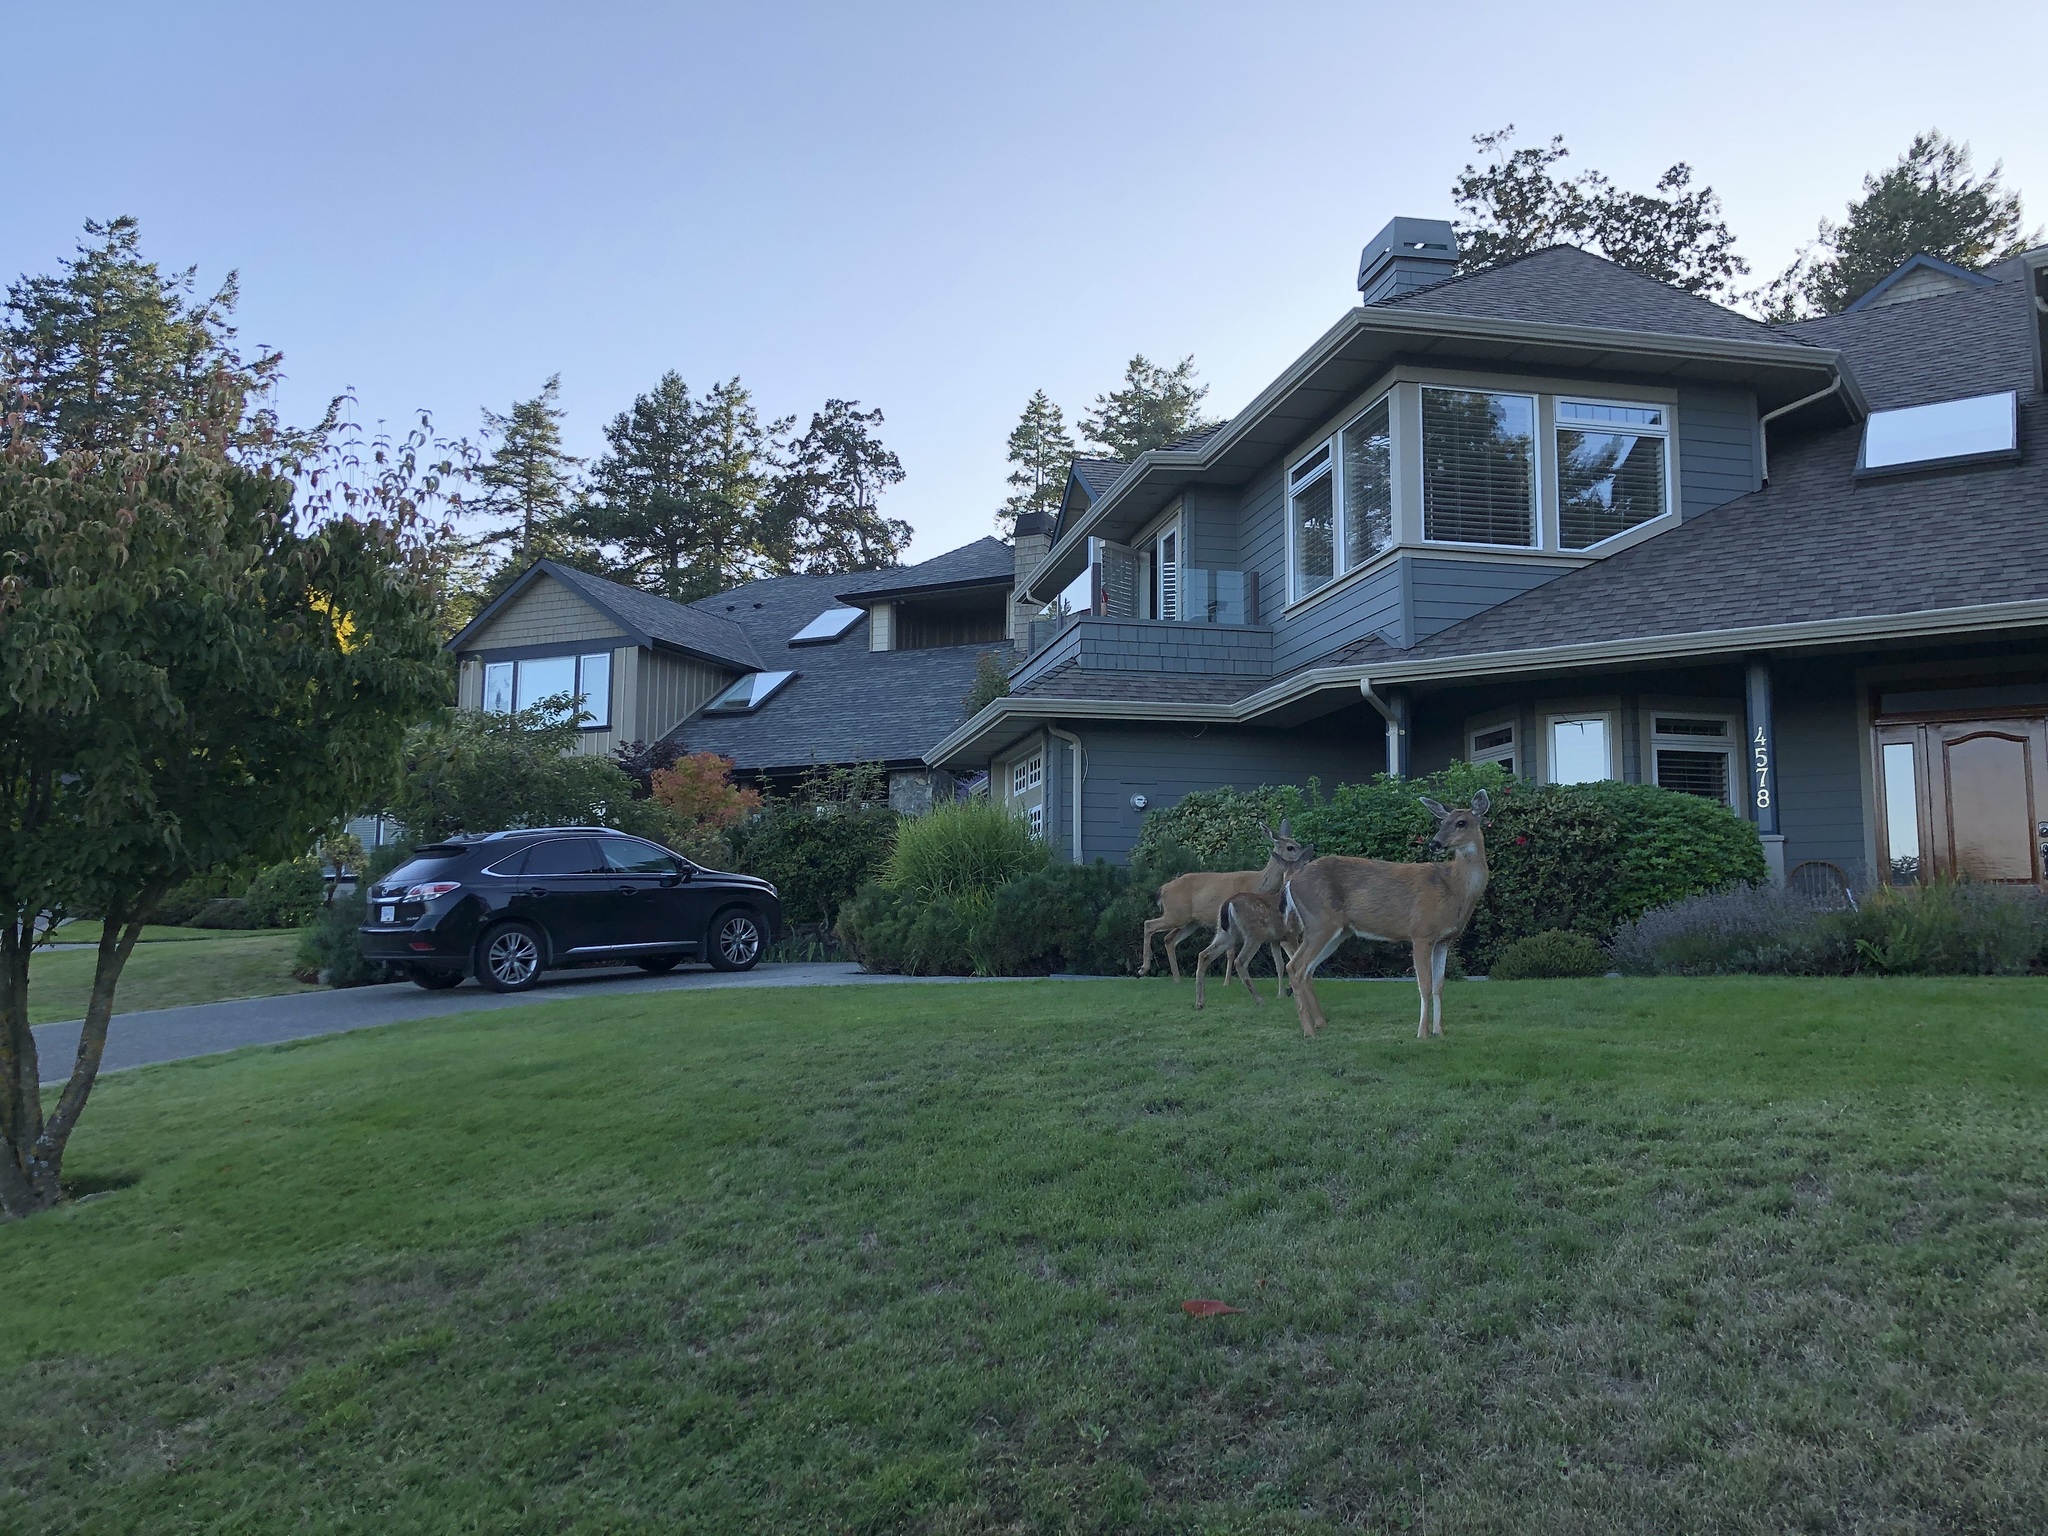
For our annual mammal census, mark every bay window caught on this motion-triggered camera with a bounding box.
[1287,444,1335,598]
[1556,400,1669,548]
[1340,398,1394,571]
[1546,713,1615,783]
[482,651,613,728]
[1421,387,1535,546]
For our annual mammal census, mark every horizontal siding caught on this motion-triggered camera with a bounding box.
[1772,660,1868,883]
[1675,386,1759,519]
[1408,557,1568,641]
[1272,562,1404,672]
[466,574,626,651]
[1068,714,1384,864]
[1183,485,1237,575]
[1236,464,1286,616]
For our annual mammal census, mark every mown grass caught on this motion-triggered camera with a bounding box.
[26,931,317,1025]
[4,976,2046,1533]
[53,921,277,946]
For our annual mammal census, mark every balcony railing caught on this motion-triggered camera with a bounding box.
[1023,566,1262,657]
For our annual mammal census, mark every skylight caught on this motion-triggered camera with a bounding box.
[1861,391,2018,473]
[705,670,797,713]
[789,606,863,645]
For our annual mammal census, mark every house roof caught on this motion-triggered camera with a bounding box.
[671,561,1006,775]
[1780,276,2034,410]
[447,559,764,672]
[1843,252,1997,312]
[835,536,1014,605]
[1071,456,1130,500]
[1383,245,1806,348]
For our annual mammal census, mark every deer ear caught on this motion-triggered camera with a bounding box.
[1418,796,1449,819]
[1256,819,1273,838]
[1470,789,1490,816]
[1277,816,1291,837]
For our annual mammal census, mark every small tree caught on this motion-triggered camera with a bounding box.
[387,703,641,845]
[650,752,762,863]
[961,651,1011,716]
[999,389,1074,535]
[1081,356,1217,460]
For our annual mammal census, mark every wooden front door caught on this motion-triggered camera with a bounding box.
[1874,715,2048,886]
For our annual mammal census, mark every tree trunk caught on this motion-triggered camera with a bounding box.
[0,917,42,1218]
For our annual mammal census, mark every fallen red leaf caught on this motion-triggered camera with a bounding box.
[1181,1299,1243,1317]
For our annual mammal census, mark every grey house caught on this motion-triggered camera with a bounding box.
[929,218,2048,891]
[446,537,1019,812]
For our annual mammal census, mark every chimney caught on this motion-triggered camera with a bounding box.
[1010,511,1052,650]
[1357,217,1459,304]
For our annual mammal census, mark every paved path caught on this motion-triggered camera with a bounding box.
[31,963,989,1083]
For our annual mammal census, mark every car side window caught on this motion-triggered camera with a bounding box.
[599,838,680,876]
[518,837,603,876]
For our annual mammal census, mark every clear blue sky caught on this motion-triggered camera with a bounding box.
[6,1,2043,560]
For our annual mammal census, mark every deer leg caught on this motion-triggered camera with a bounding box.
[1411,937,1435,1040]
[1234,932,1263,1003]
[1289,925,1347,1037]
[1430,941,1450,1037]
[1193,927,1233,1010]
[1139,917,1169,975]
[1165,925,1191,983]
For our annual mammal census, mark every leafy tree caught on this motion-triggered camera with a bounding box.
[999,388,1075,534]
[1081,355,1217,460]
[0,441,446,1219]
[961,650,1011,716]
[1762,131,2035,319]
[1451,126,1747,298]
[762,399,910,574]
[0,215,298,456]
[386,702,639,844]
[576,373,787,602]
[467,374,586,564]
[725,765,897,929]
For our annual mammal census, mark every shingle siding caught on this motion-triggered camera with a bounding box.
[466,574,626,652]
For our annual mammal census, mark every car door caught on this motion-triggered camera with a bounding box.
[595,836,699,952]
[502,836,611,955]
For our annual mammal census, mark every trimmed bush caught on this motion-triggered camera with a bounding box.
[190,897,253,930]
[243,858,327,929]
[835,883,975,976]
[968,861,1138,976]
[728,799,898,927]
[1489,929,1609,980]
[883,800,1047,909]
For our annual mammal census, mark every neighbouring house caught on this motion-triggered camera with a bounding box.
[444,537,1019,813]
[926,217,2048,891]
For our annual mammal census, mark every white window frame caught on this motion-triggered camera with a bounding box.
[1338,392,1397,576]
[1026,801,1046,838]
[1466,714,1518,776]
[1646,710,1740,809]
[1011,751,1044,798]
[1551,396,1679,552]
[1541,709,1620,784]
[1417,384,1541,552]
[484,651,613,728]
[1285,441,1337,604]
[1134,503,1186,622]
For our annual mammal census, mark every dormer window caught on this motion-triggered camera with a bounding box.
[1556,400,1669,548]
[705,670,797,713]
[1421,387,1536,547]
[790,606,863,645]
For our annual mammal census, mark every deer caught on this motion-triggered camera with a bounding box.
[1282,791,1490,1040]
[1192,885,1303,1009]
[1139,819,1312,982]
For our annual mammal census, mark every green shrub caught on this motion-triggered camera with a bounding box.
[298,842,417,988]
[1610,884,1845,975]
[968,861,1139,976]
[243,858,327,928]
[728,799,898,927]
[1832,882,2048,976]
[884,800,1047,910]
[835,883,976,976]
[190,897,253,930]
[1489,929,1610,980]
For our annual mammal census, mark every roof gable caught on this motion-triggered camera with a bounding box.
[1845,252,1997,312]
[836,537,1015,605]
[448,560,763,672]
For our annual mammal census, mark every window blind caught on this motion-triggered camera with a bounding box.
[1422,388,1534,545]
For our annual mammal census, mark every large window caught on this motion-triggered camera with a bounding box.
[483,651,612,728]
[1422,387,1535,546]
[1288,395,1394,603]
[1546,713,1614,783]
[1556,400,1669,548]
[1341,398,1394,571]
[1287,444,1335,598]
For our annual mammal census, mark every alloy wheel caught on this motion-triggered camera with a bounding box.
[486,927,541,988]
[716,914,762,968]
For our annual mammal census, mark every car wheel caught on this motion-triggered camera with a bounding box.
[474,921,546,992]
[706,908,764,972]
[635,954,683,974]
[408,966,463,991]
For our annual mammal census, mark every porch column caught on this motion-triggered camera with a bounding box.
[1744,657,1786,885]
[1385,688,1411,779]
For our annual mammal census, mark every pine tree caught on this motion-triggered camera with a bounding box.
[998,389,1075,534]
[1081,356,1216,461]
[762,399,911,574]
[1765,131,2034,318]
[576,373,787,602]
[468,375,583,565]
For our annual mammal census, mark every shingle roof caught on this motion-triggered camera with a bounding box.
[1384,246,1811,348]
[837,536,1014,603]
[1071,457,1130,499]
[461,561,765,672]
[671,561,1008,773]
[1009,660,1254,706]
[1779,277,2033,409]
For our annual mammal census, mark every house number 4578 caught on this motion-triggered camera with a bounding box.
[1752,726,1771,810]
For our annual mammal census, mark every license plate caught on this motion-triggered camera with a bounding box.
[380,905,396,923]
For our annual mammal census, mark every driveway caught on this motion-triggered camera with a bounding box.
[31,962,991,1083]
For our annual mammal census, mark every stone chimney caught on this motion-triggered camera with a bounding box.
[1010,511,1052,650]
[1357,217,1459,304]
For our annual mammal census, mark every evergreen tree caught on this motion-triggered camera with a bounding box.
[763,399,911,574]
[999,388,1074,534]
[1081,356,1216,460]
[1450,127,1746,298]
[1,216,297,457]
[576,373,787,602]
[1763,131,2034,319]
[468,375,583,563]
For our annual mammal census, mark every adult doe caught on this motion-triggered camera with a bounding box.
[1192,886,1301,1009]
[1140,820,1311,982]
[1282,792,1490,1039]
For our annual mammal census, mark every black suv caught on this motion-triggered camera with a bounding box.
[358,828,782,992]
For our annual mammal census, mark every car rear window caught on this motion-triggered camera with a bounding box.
[516,837,604,876]
[380,850,467,888]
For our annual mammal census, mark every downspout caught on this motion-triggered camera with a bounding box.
[1757,375,1845,486]
[1359,678,1410,778]
[1047,725,1085,864]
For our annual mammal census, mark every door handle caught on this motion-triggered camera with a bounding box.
[524,887,548,899]
[618,885,639,896]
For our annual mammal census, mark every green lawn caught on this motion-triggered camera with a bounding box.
[53,920,277,945]
[4,977,2046,1532]
[26,931,317,1025]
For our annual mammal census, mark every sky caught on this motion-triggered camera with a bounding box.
[5,1,2045,562]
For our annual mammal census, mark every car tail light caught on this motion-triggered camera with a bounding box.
[404,881,463,901]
